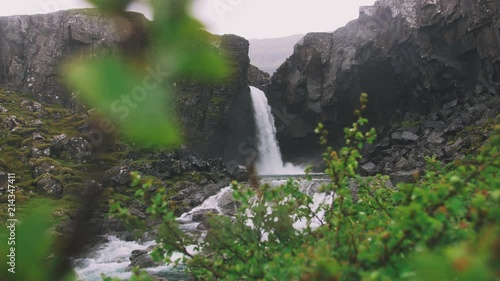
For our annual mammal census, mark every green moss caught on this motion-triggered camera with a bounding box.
[32,157,63,169]
[58,167,76,175]
[62,183,85,196]
[5,135,23,147]
[35,143,52,150]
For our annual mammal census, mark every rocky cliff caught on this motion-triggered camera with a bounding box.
[174,35,255,165]
[269,0,500,163]
[0,10,256,165]
[0,9,149,105]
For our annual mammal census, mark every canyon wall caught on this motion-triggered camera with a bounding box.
[269,0,500,162]
[0,10,256,164]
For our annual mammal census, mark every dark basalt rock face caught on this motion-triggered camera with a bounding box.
[174,34,256,166]
[0,9,149,106]
[248,64,271,91]
[0,10,258,165]
[269,0,500,163]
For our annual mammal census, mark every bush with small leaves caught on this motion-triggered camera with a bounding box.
[127,95,499,281]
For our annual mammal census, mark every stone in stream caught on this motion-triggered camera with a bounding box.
[129,246,160,269]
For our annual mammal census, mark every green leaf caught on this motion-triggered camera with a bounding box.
[0,201,66,281]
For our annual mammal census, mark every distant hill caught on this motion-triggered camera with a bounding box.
[249,34,304,75]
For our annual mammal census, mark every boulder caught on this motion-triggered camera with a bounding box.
[1,115,20,130]
[228,165,249,181]
[427,131,446,145]
[360,162,377,176]
[191,209,219,223]
[51,134,70,152]
[103,166,131,187]
[36,173,63,198]
[33,161,57,177]
[129,248,160,269]
[172,179,230,214]
[66,137,92,162]
[31,147,51,158]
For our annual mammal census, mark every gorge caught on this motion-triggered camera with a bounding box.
[0,0,499,280]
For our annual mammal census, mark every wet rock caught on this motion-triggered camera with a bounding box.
[36,173,63,198]
[172,179,230,214]
[129,248,160,269]
[103,166,131,187]
[219,191,238,216]
[191,209,219,223]
[228,165,249,181]
[187,155,205,170]
[196,223,209,231]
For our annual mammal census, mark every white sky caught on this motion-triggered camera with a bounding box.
[0,0,377,39]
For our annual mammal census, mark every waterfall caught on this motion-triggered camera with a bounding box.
[249,86,303,175]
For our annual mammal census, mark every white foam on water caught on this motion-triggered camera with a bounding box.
[74,236,195,281]
[74,236,156,281]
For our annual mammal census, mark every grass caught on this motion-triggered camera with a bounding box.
[0,88,125,225]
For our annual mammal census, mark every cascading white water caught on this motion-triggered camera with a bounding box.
[75,88,310,280]
[74,236,191,281]
[249,86,303,175]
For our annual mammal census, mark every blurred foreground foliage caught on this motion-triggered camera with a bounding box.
[120,94,499,280]
[65,0,228,147]
[1,0,498,280]
[1,0,227,280]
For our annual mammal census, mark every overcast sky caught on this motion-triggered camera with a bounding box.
[0,0,377,38]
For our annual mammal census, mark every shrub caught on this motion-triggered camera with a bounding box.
[127,94,500,281]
